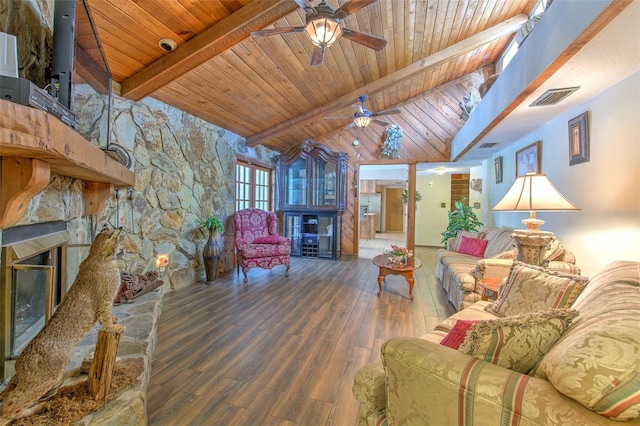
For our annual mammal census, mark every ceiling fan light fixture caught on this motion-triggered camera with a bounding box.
[354,115,371,130]
[304,18,342,48]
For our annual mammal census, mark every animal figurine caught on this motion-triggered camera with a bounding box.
[0,224,125,424]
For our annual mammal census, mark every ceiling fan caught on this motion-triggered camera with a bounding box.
[325,94,401,130]
[251,0,387,66]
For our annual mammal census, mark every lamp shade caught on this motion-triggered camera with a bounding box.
[354,115,371,130]
[304,18,342,48]
[493,173,580,212]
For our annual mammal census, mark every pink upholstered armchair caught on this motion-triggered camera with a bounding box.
[233,208,291,283]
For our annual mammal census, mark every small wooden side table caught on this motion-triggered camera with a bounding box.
[479,278,503,301]
[372,255,422,301]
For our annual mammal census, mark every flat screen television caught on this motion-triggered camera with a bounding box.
[51,0,113,151]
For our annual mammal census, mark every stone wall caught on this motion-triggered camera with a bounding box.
[0,0,52,88]
[90,93,277,290]
[2,0,279,290]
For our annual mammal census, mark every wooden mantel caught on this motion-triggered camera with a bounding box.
[0,100,135,229]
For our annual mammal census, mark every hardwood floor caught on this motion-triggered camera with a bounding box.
[147,242,455,425]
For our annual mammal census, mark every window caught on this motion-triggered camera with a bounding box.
[497,0,549,72]
[235,160,272,211]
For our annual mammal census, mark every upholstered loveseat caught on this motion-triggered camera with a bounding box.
[353,260,640,425]
[437,226,579,310]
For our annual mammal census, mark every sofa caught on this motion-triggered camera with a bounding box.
[353,260,640,425]
[436,227,579,310]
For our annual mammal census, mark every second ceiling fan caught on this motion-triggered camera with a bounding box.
[326,95,401,130]
[251,0,387,66]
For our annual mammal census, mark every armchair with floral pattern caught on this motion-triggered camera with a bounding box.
[233,208,291,283]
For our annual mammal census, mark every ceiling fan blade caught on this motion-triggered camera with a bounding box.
[310,46,325,66]
[335,0,377,19]
[325,116,354,119]
[341,29,387,51]
[251,27,304,37]
[371,108,401,117]
[372,119,389,127]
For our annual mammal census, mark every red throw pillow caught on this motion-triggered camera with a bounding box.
[253,235,279,244]
[457,236,489,257]
[440,320,476,349]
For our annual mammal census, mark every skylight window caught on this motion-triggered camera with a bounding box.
[497,0,549,72]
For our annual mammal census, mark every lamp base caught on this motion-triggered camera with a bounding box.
[511,229,554,266]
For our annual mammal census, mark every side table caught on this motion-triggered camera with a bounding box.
[372,254,422,301]
[479,277,503,301]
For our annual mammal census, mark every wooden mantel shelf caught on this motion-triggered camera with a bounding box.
[0,100,135,228]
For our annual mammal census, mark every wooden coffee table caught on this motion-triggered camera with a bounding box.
[372,254,423,301]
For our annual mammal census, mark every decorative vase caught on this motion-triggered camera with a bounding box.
[203,228,221,283]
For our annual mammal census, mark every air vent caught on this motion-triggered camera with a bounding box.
[530,87,580,107]
[479,142,498,148]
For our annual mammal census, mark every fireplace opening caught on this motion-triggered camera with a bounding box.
[11,248,61,357]
[1,221,73,382]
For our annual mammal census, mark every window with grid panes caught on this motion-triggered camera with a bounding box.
[235,161,272,211]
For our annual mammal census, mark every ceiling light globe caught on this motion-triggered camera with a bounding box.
[354,116,371,130]
[304,18,342,48]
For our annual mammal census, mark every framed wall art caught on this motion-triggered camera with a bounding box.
[494,156,503,183]
[568,111,589,165]
[515,141,541,177]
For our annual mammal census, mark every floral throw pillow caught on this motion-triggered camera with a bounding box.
[485,261,589,317]
[459,308,579,373]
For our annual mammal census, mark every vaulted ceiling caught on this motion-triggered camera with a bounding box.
[86,0,536,163]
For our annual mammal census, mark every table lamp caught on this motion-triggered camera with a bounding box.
[492,173,580,265]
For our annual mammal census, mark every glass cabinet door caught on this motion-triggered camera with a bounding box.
[284,158,307,207]
[311,157,338,208]
[285,213,302,256]
[317,214,334,258]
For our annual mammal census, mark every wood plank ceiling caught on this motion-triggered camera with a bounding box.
[86,0,535,163]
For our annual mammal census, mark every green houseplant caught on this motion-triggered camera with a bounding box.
[197,216,224,283]
[401,189,422,204]
[440,198,483,247]
[381,125,403,158]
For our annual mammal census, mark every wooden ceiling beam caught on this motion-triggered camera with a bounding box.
[246,13,527,147]
[120,0,299,101]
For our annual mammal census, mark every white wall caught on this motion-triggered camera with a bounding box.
[468,165,483,219]
[489,71,640,277]
[415,174,451,246]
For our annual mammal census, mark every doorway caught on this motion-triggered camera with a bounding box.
[358,165,408,259]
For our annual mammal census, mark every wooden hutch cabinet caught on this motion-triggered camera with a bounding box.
[277,141,348,260]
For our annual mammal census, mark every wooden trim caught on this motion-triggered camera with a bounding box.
[406,164,416,252]
[83,182,115,216]
[0,157,50,229]
[120,0,298,101]
[0,101,135,186]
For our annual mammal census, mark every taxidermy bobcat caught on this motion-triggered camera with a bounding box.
[0,224,125,424]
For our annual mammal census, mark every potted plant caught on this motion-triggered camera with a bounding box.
[401,189,422,204]
[440,198,483,247]
[197,216,224,283]
[381,125,403,158]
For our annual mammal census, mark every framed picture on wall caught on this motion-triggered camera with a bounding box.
[515,141,541,177]
[494,156,503,183]
[568,111,590,165]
